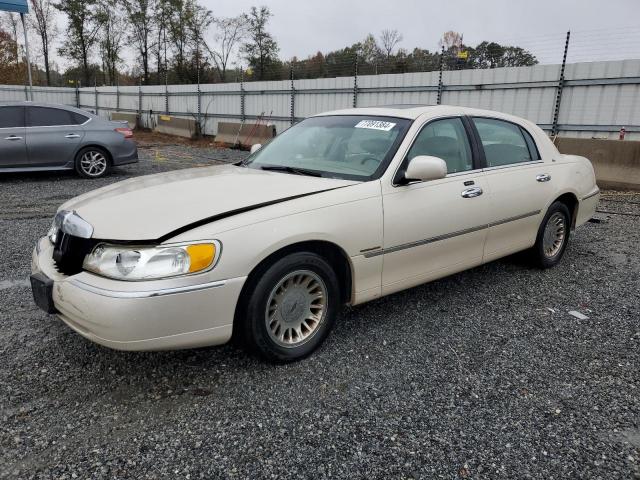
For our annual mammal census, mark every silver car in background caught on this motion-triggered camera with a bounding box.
[0,102,138,178]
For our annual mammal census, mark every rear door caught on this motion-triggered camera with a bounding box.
[0,106,27,167]
[471,117,554,262]
[26,106,86,167]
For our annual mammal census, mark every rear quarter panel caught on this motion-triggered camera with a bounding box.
[80,119,137,164]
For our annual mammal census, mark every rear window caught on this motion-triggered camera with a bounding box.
[0,106,25,128]
[27,107,82,127]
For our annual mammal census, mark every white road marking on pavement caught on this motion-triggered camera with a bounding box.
[0,278,30,290]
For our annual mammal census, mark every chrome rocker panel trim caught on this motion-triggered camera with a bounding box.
[364,210,541,258]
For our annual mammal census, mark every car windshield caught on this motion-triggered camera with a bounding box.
[244,115,411,181]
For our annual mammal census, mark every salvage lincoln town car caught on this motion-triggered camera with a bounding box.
[30,105,600,361]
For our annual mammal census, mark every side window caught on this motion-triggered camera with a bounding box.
[407,118,473,174]
[520,127,541,160]
[27,107,74,127]
[0,106,25,128]
[473,118,532,167]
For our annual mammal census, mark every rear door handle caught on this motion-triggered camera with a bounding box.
[536,173,551,182]
[65,134,80,139]
[461,186,483,198]
[4,135,22,141]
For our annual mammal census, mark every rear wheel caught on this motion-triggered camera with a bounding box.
[530,201,571,268]
[237,252,339,362]
[75,147,111,179]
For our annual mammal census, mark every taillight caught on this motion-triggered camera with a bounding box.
[115,127,133,138]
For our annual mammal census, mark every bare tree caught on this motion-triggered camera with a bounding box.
[120,0,154,84]
[379,29,402,59]
[438,31,463,50]
[208,15,245,82]
[166,0,190,81]
[54,0,101,86]
[1,13,21,66]
[28,0,58,85]
[241,6,278,80]
[186,1,212,83]
[96,2,125,84]
[152,0,170,83]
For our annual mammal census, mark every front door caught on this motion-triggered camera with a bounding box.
[380,117,490,295]
[26,106,85,167]
[0,106,27,167]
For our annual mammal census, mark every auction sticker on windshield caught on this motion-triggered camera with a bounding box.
[354,120,396,131]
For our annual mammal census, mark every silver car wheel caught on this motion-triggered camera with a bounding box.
[543,212,566,258]
[265,270,328,348]
[80,150,108,177]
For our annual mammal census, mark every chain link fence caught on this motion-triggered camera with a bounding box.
[1,41,639,141]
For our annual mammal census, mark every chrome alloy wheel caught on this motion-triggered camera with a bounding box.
[543,212,566,258]
[265,270,328,348]
[80,150,108,177]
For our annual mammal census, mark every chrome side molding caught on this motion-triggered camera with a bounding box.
[68,278,227,298]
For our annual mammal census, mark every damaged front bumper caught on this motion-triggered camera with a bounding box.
[30,237,246,351]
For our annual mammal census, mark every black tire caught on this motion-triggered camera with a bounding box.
[236,252,340,362]
[530,201,571,269]
[74,146,111,179]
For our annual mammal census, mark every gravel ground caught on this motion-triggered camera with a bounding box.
[0,141,638,479]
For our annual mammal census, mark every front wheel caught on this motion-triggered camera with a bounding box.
[75,147,111,179]
[237,252,340,362]
[530,201,571,268]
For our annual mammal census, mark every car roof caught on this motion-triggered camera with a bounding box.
[313,104,535,126]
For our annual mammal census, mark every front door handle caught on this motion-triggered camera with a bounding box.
[461,186,483,198]
[4,135,22,141]
[536,173,551,182]
[64,133,80,139]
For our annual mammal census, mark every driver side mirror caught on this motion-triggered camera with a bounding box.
[250,143,262,154]
[403,155,447,183]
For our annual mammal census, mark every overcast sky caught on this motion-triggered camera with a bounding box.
[201,0,640,65]
[31,0,640,71]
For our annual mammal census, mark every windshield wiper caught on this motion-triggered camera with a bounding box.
[260,165,323,177]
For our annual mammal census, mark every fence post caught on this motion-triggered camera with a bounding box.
[290,64,295,125]
[116,80,120,112]
[197,66,202,132]
[240,68,245,122]
[552,31,571,137]
[437,46,445,105]
[164,70,169,115]
[352,56,358,108]
[75,81,80,108]
[138,77,142,127]
[94,79,98,115]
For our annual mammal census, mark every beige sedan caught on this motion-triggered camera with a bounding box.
[31,105,600,361]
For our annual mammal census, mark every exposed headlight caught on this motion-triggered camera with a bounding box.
[83,241,221,280]
[47,222,58,244]
[48,210,93,244]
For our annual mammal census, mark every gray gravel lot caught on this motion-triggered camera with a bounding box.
[1,142,639,479]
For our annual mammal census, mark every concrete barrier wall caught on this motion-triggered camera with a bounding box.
[215,121,277,148]
[154,115,199,139]
[555,137,640,190]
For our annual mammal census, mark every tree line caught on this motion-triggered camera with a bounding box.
[0,2,538,87]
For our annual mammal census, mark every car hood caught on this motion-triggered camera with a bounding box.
[60,164,357,241]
